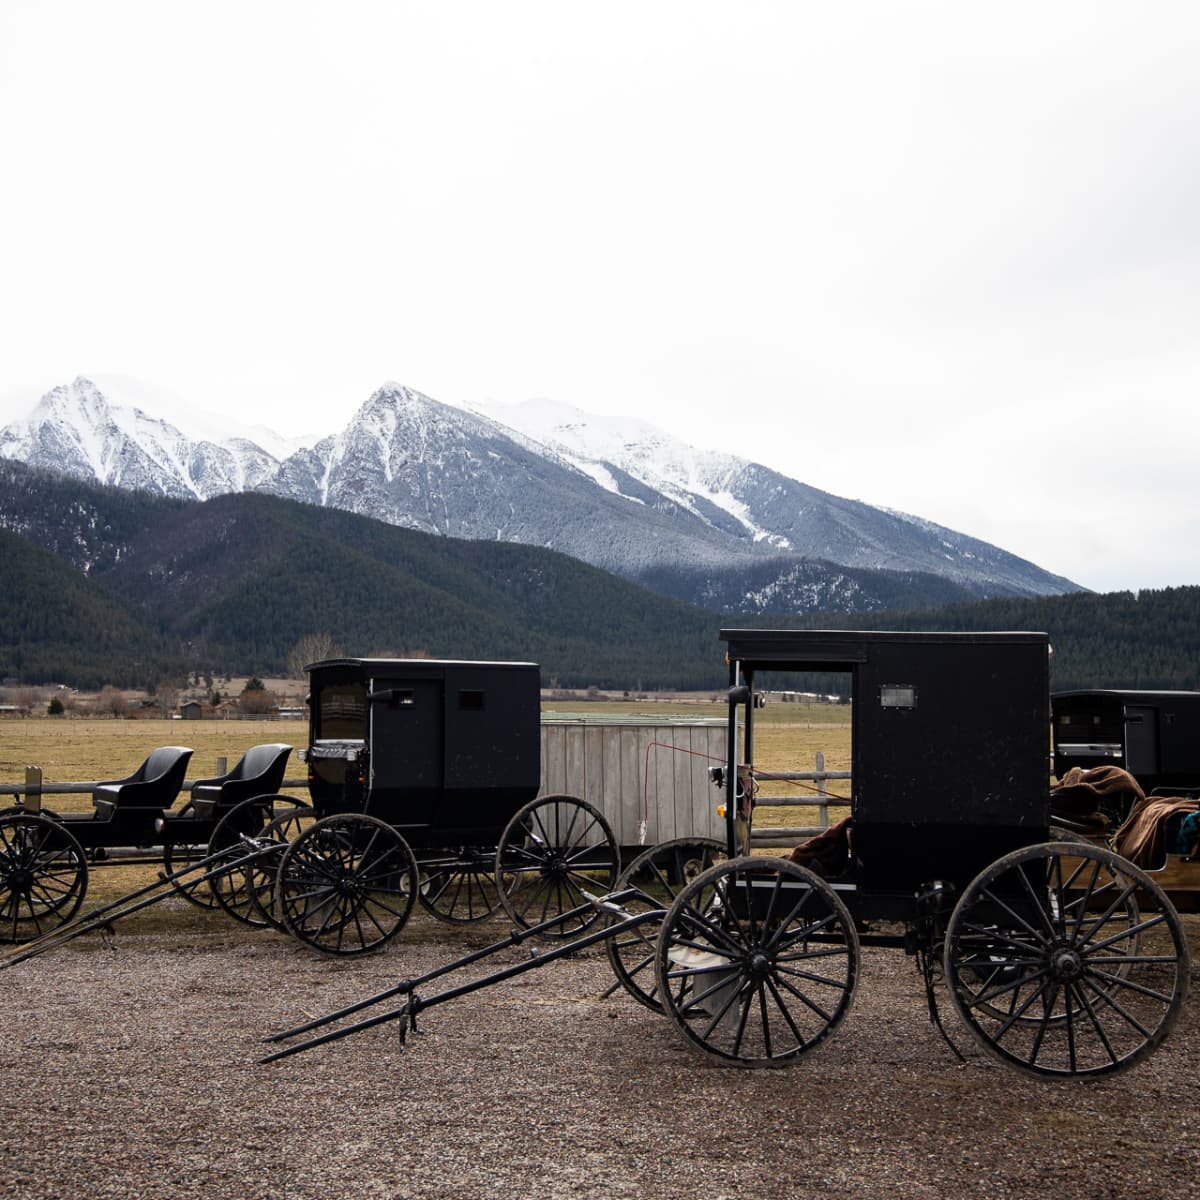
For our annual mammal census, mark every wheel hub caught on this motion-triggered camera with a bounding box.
[748,950,772,979]
[9,868,33,893]
[1050,945,1084,981]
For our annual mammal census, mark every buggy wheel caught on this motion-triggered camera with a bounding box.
[0,814,89,943]
[162,803,220,910]
[245,801,317,930]
[276,814,418,955]
[655,856,858,1067]
[495,794,619,937]
[419,850,502,923]
[206,795,288,928]
[606,838,727,1012]
[944,841,1190,1078]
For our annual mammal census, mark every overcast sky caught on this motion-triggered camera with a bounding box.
[3,2,1198,595]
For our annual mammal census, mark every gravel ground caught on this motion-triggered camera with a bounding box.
[1,907,1197,1200]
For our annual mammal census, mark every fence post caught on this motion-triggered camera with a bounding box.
[24,765,42,814]
[215,757,227,777]
[815,751,827,829]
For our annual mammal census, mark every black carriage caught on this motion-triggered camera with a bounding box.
[0,742,294,944]
[267,629,1190,1080]
[1051,688,1200,899]
[264,658,620,954]
[1052,688,1200,799]
[632,629,1190,1077]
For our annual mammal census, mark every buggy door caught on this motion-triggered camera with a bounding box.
[367,674,444,828]
[1124,705,1157,780]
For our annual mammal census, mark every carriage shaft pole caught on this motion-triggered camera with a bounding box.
[265,886,646,1044]
[1,838,277,969]
[263,895,658,1062]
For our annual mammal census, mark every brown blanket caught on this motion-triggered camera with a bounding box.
[789,817,852,877]
[1050,765,1145,832]
[1114,793,1200,869]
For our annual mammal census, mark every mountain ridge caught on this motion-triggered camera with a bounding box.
[0,376,1081,611]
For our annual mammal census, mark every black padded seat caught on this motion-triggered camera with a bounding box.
[185,743,293,819]
[92,746,194,820]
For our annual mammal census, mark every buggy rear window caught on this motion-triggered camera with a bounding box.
[317,683,367,738]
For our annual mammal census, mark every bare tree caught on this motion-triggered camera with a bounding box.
[286,632,342,680]
[98,685,128,718]
[154,682,180,717]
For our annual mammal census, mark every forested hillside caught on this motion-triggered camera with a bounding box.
[1,460,1196,692]
[0,529,187,687]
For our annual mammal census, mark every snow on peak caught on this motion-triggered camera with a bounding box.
[476,396,787,546]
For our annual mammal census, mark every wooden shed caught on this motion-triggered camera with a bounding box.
[538,717,726,851]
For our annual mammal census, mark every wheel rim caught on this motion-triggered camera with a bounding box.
[162,803,221,910]
[418,851,501,922]
[206,796,283,928]
[245,802,317,929]
[495,795,619,937]
[0,816,89,943]
[605,838,727,1012]
[944,841,1190,1077]
[655,856,858,1066]
[276,814,417,954]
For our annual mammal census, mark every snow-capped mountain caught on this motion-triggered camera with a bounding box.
[262,383,754,575]
[478,397,1076,597]
[0,377,1081,608]
[0,378,280,499]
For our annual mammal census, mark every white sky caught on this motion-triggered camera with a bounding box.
[2,1,1198,595]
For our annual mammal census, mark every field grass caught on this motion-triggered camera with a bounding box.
[2,697,853,836]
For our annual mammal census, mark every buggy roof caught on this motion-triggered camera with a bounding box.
[1051,688,1200,702]
[719,628,1049,672]
[306,657,539,672]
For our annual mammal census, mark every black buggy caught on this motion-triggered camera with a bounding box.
[259,657,620,954]
[266,630,1190,1080]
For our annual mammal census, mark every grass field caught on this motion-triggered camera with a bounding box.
[1,698,853,852]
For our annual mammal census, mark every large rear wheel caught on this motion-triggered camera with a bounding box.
[944,841,1190,1077]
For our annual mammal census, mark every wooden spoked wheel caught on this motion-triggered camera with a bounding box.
[605,838,727,1012]
[161,803,221,910]
[944,841,1190,1077]
[418,850,502,923]
[655,856,859,1067]
[275,814,418,955]
[495,795,619,937]
[0,814,89,944]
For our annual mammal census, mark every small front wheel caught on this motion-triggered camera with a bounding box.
[418,849,502,923]
[606,837,727,1012]
[655,856,859,1067]
[276,814,417,955]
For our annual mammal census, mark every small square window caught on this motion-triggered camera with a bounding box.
[880,685,916,709]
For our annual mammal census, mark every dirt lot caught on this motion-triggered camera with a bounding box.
[1,905,1197,1200]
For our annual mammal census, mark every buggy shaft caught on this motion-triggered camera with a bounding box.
[263,893,658,1062]
[264,885,647,1045]
[1,837,279,968]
